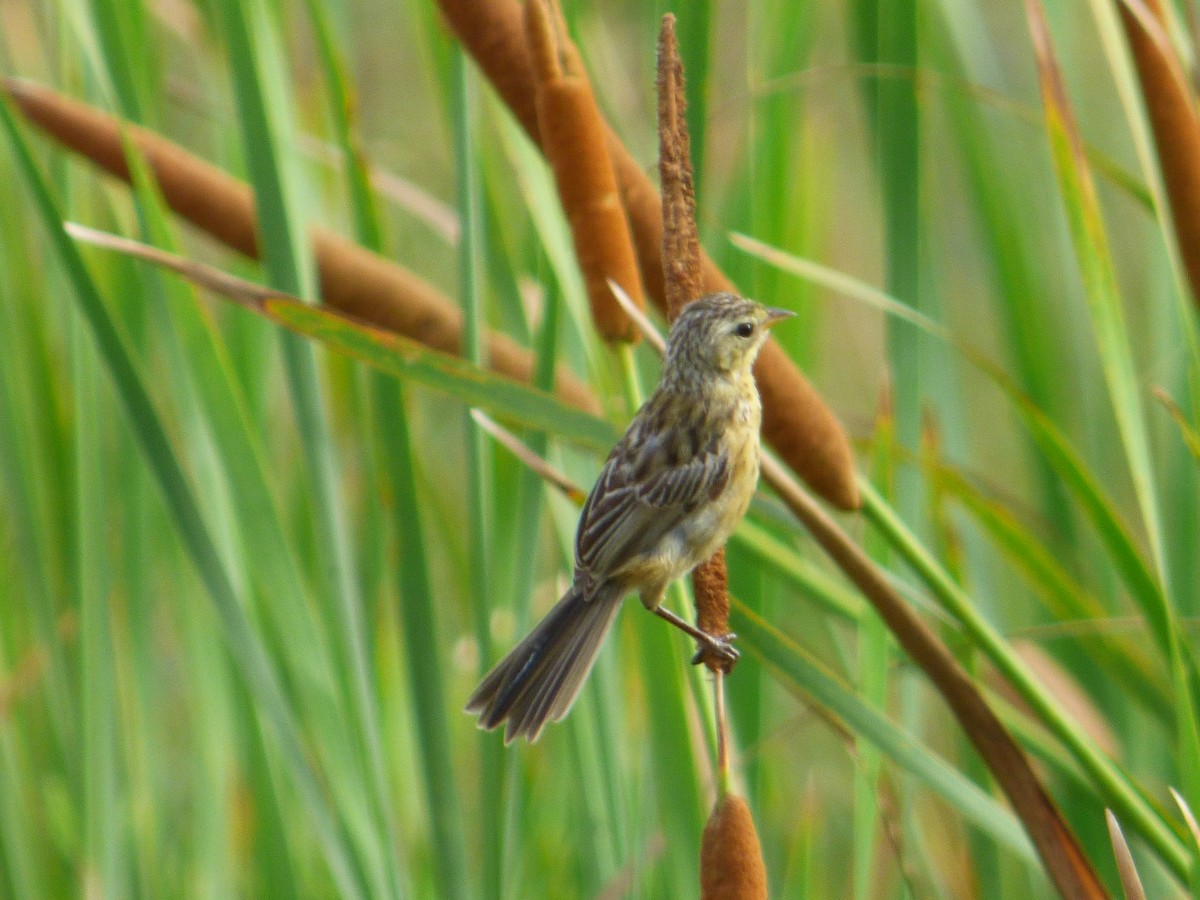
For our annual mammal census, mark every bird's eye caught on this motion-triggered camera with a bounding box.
[734,322,755,338]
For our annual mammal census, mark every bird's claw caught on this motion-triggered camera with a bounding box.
[691,631,740,671]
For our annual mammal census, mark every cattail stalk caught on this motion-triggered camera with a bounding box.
[656,16,766,897]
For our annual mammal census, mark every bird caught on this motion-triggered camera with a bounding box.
[466,292,793,742]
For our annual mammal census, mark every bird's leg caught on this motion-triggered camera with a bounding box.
[651,606,740,667]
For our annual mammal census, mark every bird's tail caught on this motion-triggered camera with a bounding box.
[466,584,622,742]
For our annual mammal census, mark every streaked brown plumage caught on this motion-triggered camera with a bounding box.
[466,292,793,742]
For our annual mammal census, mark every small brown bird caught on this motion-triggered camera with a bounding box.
[467,292,793,742]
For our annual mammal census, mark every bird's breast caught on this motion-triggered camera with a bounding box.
[676,414,760,571]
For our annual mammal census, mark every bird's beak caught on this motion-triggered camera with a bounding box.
[763,307,796,328]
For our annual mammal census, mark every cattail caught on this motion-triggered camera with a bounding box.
[524,0,645,343]
[700,793,768,900]
[691,549,731,654]
[1117,1,1200,313]
[656,16,702,321]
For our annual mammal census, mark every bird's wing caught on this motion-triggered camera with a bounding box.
[574,447,730,588]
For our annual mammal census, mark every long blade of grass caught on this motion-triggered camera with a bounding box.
[0,196,77,782]
[376,389,472,900]
[82,0,145,120]
[119,119,373,892]
[73,311,119,897]
[452,50,499,900]
[63,224,618,447]
[0,725,41,898]
[853,399,895,900]
[853,0,924,526]
[930,8,1075,496]
[937,466,1168,720]
[106,185,339,704]
[1083,2,1200,622]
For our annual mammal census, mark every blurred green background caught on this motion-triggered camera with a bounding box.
[1,0,1197,897]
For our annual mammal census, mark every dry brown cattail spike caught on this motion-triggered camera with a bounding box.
[524,0,645,343]
[2,78,598,414]
[1117,0,1200,314]
[656,15,703,319]
[436,0,860,510]
[700,794,768,900]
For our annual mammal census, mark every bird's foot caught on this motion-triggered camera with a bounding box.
[651,605,740,672]
[690,631,740,671]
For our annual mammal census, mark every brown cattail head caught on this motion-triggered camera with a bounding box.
[1117,1,1200,314]
[437,0,541,140]
[700,793,768,900]
[524,0,645,343]
[4,78,259,257]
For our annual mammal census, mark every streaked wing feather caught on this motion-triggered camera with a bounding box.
[575,450,729,581]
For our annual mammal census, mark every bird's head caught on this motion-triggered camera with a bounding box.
[664,292,794,381]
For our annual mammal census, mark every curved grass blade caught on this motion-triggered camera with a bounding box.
[1170,787,1200,856]
[1154,388,1200,461]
